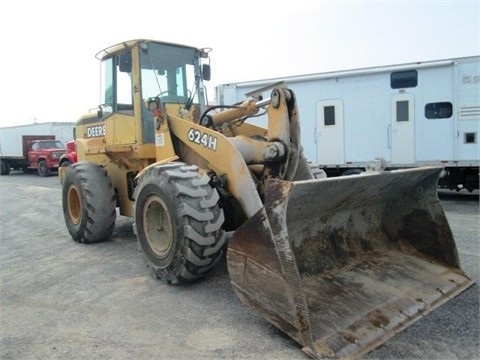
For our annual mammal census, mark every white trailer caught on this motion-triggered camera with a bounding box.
[215,56,479,191]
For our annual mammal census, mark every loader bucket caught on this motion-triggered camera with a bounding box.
[227,166,473,359]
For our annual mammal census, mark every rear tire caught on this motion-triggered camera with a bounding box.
[1,160,10,175]
[134,163,225,284]
[38,160,51,177]
[62,161,117,243]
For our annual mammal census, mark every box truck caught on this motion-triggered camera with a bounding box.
[0,122,74,176]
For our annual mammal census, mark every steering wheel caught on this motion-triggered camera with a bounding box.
[157,91,177,97]
[156,90,192,104]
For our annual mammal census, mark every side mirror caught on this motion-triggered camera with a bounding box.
[118,51,132,73]
[202,64,211,81]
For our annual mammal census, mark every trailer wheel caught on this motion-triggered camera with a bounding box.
[62,161,117,243]
[134,163,226,285]
[308,162,327,179]
[37,160,51,177]
[1,160,10,175]
[342,168,364,176]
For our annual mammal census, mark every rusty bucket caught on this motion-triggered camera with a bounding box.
[227,166,473,359]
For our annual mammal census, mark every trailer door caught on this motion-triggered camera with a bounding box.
[316,99,344,165]
[391,94,415,164]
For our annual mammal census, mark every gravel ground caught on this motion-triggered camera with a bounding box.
[1,171,478,360]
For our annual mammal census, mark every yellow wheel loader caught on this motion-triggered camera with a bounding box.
[61,39,473,359]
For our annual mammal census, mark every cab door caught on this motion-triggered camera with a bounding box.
[103,51,137,147]
[27,142,40,167]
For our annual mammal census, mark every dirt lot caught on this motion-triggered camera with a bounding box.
[1,171,479,360]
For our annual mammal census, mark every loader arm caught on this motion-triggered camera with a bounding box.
[208,88,306,186]
[167,115,263,217]
[166,87,309,218]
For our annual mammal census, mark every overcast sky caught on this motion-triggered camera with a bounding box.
[0,0,478,126]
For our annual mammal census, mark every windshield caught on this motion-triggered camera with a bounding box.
[39,141,64,149]
[139,42,200,104]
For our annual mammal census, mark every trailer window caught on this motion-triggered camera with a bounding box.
[324,106,335,126]
[396,101,409,122]
[391,70,417,89]
[425,102,453,119]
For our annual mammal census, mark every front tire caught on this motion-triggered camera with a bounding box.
[134,163,226,284]
[38,160,51,177]
[62,161,117,243]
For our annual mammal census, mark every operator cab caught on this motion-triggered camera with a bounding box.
[96,39,211,145]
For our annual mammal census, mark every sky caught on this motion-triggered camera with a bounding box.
[0,0,478,127]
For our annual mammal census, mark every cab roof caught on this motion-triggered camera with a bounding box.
[95,39,200,60]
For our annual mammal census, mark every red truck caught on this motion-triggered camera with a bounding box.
[59,140,77,168]
[0,135,67,176]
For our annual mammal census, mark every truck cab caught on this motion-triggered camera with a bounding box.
[27,139,66,176]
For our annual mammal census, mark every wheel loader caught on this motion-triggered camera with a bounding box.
[61,39,474,359]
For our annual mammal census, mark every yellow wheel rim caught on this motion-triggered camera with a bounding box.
[67,185,82,225]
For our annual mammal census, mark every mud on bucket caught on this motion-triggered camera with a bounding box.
[227,166,474,359]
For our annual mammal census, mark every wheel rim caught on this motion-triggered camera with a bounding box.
[143,194,173,258]
[67,185,82,225]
